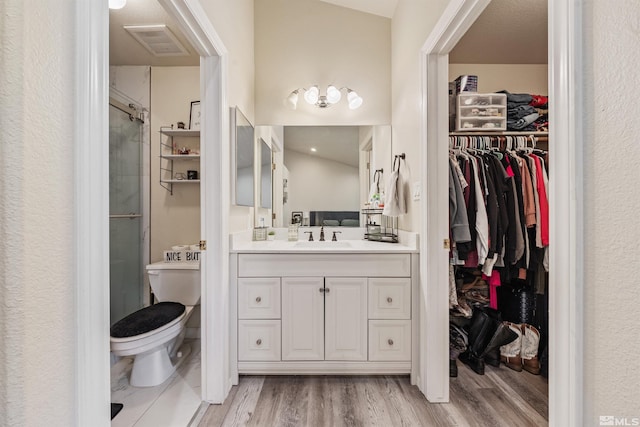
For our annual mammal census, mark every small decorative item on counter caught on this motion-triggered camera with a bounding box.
[267,230,276,241]
[253,227,267,241]
[178,147,190,154]
[287,224,299,241]
[253,217,268,241]
[177,121,185,129]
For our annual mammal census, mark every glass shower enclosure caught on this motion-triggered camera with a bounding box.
[109,100,144,325]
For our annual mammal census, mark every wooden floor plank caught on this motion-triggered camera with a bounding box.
[199,371,548,427]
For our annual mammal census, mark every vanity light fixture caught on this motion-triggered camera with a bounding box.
[109,0,126,9]
[286,85,363,110]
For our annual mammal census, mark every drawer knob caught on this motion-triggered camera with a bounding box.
[255,296,262,303]
[387,297,393,303]
[388,339,394,346]
[256,338,262,346]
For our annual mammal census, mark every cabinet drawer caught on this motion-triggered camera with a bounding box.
[368,320,411,361]
[238,320,281,361]
[238,278,281,319]
[368,278,411,319]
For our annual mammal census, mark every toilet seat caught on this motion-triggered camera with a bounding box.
[110,305,193,357]
[111,302,186,339]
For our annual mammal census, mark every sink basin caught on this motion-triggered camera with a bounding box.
[294,241,352,248]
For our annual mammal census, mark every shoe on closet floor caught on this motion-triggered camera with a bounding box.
[500,322,523,372]
[521,324,541,375]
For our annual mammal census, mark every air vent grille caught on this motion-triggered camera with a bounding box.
[124,24,189,57]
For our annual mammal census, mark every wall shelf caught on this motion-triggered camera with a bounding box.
[159,127,200,195]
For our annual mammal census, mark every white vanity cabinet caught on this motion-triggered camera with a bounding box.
[233,252,416,374]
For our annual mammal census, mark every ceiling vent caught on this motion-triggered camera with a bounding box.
[124,25,189,57]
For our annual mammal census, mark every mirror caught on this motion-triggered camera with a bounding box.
[231,107,254,207]
[259,138,272,209]
[260,125,391,227]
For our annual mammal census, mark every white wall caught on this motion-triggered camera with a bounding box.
[391,0,450,232]
[583,0,640,420]
[149,66,201,262]
[0,1,76,425]
[448,64,548,95]
[255,0,391,126]
[200,0,256,231]
[284,149,359,223]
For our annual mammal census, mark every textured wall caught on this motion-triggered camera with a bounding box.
[255,0,391,126]
[582,0,640,421]
[0,0,76,425]
[391,0,450,232]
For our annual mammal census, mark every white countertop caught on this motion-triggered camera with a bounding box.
[230,229,419,254]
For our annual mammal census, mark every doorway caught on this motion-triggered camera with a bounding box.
[75,0,229,423]
[419,0,583,425]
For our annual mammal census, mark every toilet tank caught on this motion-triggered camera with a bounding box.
[146,262,201,306]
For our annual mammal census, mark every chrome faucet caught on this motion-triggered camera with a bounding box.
[305,231,314,241]
[332,231,342,241]
[319,226,325,241]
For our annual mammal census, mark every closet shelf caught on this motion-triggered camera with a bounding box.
[450,131,548,136]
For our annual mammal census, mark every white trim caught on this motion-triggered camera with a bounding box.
[157,0,231,404]
[75,1,110,424]
[419,0,491,403]
[419,0,583,422]
[237,361,411,374]
[548,0,584,425]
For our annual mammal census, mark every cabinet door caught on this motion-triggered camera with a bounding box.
[282,277,324,360]
[324,277,367,361]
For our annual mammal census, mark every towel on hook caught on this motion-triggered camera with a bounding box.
[383,158,407,217]
[368,169,382,206]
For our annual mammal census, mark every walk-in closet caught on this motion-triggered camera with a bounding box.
[445,0,549,423]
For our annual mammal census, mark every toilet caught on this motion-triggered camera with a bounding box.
[110,261,200,387]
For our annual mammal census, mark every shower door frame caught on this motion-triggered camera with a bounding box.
[108,97,150,319]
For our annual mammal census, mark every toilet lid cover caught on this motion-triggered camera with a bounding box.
[110,302,186,338]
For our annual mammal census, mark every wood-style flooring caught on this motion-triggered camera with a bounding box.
[197,363,548,427]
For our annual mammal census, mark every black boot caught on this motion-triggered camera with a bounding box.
[459,308,499,375]
[450,359,458,377]
[482,322,518,367]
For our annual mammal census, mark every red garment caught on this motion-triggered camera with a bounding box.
[483,270,501,310]
[531,154,549,246]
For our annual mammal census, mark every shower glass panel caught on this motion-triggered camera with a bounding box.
[109,104,143,326]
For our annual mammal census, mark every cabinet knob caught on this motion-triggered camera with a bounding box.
[388,339,394,346]
[256,338,262,346]
[255,296,262,303]
[387,297,393,303]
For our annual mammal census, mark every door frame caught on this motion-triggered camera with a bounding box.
[75,0,230,423]
[419,0,584,426]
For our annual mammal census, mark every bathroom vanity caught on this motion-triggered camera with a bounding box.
[230,231,419,377]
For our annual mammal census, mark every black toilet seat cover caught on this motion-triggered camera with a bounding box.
[110,302,186,338]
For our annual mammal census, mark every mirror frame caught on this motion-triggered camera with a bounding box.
[259,137,272,209]
[230,107,255,207]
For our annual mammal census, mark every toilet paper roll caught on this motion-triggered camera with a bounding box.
[171,245,189,251]
[189,244,200,251]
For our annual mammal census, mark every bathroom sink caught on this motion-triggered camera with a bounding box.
[294,241,352,248]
